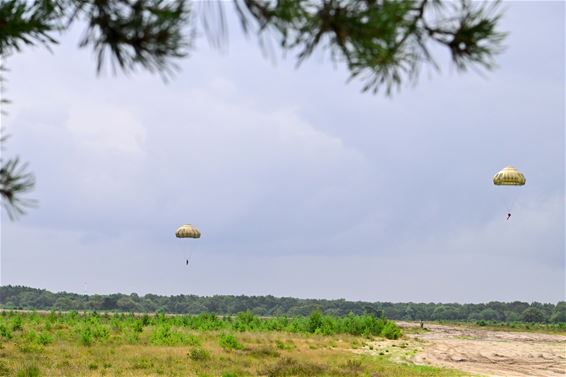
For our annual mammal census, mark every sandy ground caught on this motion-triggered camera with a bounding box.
[356,322,566,377]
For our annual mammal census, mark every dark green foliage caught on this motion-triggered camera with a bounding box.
[521,307,546,323]
[77,0,191,75]
[476,308,501,321]
[235,0,506,94]
[1,286,563,324]
[0,0,61,53]
[0,135,36,219]
[550,302,566,323]
[1,0,505,92]
[307,310,324,333]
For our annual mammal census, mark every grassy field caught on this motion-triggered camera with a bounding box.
[0,311,474,377]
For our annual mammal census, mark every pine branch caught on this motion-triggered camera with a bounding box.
[76,0,192,77]
[0,135,36,220]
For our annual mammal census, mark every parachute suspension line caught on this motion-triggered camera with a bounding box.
[185,241,201,268]
[176,224,201,268]
[493,166,526,220]
[186,247,194,267]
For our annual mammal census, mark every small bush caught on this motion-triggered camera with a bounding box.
[80,327,94,346]
[11,316,23,332]
[0,323,12,340]
[189,348,211,361]
[234,311,260,331]
[132,320,144,333]
[219,334,244,351]
[141,314,151,326]
[28,331,53,346]
[381,322,402,340]
[150,325,201,346]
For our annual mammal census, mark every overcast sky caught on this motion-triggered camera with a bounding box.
[1,1,564,303]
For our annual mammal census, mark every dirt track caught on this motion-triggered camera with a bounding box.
[357,322,566,377]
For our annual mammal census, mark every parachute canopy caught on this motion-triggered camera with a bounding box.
[493,166,526,186]
[175,224,201,238]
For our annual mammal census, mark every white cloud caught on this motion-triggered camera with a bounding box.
[67,102,146,157]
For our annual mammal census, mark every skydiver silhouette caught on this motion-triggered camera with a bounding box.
[506,213,511,220]
[186,259,189,266]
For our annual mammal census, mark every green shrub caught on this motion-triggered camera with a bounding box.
[234,310,260,331]
[11,316,23,332]
[307,310,324,333]
[219,334,244,351]
[26,331,53,346]
[0,323,12,340]
[80,327,94,346]
[132,320,144,333]
[150,325,201,346]
[189,348,211,361]
[381,322,402,340]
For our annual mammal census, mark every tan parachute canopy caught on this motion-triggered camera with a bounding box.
[493,166,526,186]
[175,224,201,238]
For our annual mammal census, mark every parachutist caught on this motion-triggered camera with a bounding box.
[186,259,189,266]
[506,213,511,220]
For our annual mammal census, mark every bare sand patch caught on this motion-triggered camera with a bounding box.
[356,321,566,377]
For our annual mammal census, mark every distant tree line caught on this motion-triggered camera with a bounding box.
[1,286,564,323]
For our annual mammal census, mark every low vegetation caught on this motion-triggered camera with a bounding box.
[0,310,472,376]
